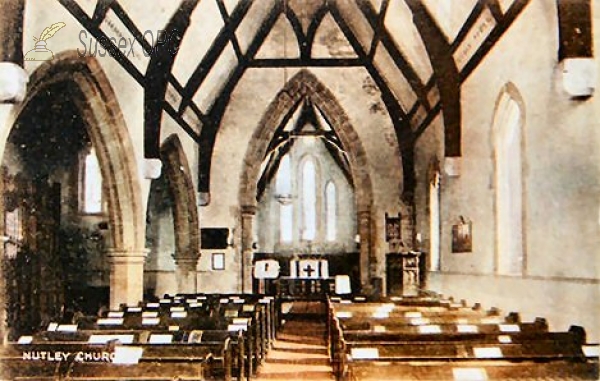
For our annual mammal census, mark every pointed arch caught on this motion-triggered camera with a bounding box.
[1,51,145,309]
[240,69,373,211]
[491,82,527,276]
[160,134,200,262]
[239,69,374,288]
[3,51,144,252]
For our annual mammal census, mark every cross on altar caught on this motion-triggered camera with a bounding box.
[303,264,316,277]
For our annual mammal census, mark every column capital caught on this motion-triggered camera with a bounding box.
[107,248,148,264]
[0,62,28,103]
[171,253,200,267]
[241,205,257,216]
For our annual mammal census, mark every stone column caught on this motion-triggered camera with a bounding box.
[0,0,26,345]
[240,205,256,293]
[107,249,148,310]
[172,254,199,294]
[358,209,372,288]
[402,203,416,250]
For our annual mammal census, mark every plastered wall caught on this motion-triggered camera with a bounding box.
[415,0,600,339]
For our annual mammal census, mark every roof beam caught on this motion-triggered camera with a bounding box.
[458,0,531,82]
[331,0,415,198]
[405,0,462,157]
[329,1,412,149]
[144,0,199,159]
[356,0,429,110]
[249,58,365,67]
[368,0,390,59]
[215,0,243,59]
[197,1,285,194]
[305,5,330,58]
[283,4,309,60]
[179,0,253,113]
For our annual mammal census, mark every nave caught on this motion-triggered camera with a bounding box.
[0,0,599,380]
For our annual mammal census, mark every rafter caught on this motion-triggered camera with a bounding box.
[356,0,429,111]
[109,1,154,53]
[257,140,292,200]
[216,0,243,59]
[59,0,145,84]
[179,0,253,114]
[197,0,285,194]
[409,0,531,146]
[458,0,531,82]
[368,0,390,59]
[249,58,365,67]
[330,0,415,198]
[405,0,461,157]
[283,4,309,59]
[144,0,199,159]
[329,1,412,148]
[305,4,330,58]
[450,1,489,53]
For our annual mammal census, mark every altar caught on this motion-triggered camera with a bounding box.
[252,252,359,298]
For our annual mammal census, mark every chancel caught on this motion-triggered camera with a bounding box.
[0,0,598,380]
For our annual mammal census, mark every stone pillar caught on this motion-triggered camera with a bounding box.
[358,210,372,288]
[0,0,26,345]
[240,205,256,293]
[172,254,199,294]
[402,203,416,250]
[107,249,148,310]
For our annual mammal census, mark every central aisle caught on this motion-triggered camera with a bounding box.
[255,302,335,380]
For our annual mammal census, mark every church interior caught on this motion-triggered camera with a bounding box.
[0,0,598,379]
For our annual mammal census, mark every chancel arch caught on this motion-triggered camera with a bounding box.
[239,69,374,291]
[1,51,145,311]
[492,83,527,276]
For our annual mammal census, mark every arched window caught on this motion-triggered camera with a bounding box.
[276,155,292,195]
[81,149,103,214]
[325,181,337,241]
[4,208,22,259]
[493,90,524,275]
[429,171,441,271]
[277,155,293,242]
[301,157,317,241]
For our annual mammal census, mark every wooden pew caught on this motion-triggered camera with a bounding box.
[1,292,279,381]
[345,361,599,380]
[327,296,599,381]
[0,341,229,380]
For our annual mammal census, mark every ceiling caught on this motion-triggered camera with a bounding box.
[58,0,531,197]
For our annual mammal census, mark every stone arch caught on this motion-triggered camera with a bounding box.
[240,69,373,210]
[239,69,374,289]
[160,134,200,293]
[3,51,145,307]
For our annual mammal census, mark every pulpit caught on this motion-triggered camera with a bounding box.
[386,252,423,296]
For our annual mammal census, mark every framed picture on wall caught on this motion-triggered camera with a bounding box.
[212,253,225,270]
[385,213,401,242]
[452,217,472,253]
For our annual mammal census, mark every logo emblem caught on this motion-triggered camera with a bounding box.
[24,22,66,61]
